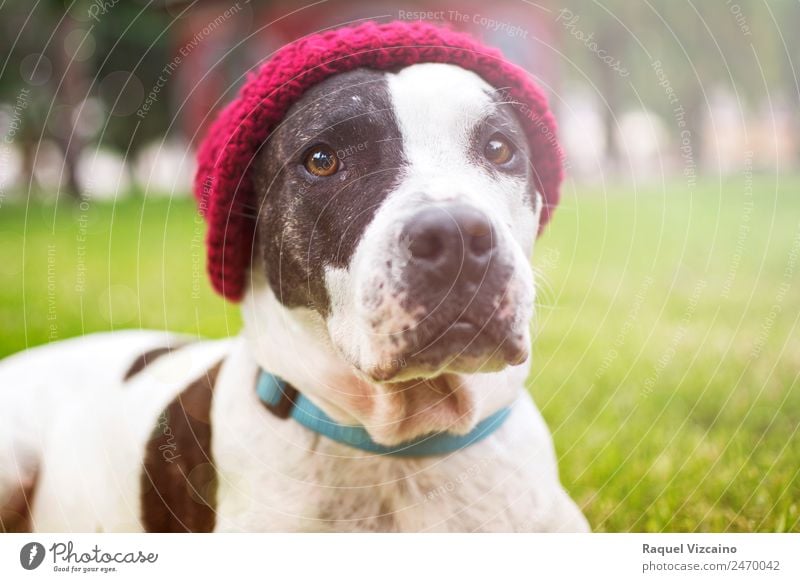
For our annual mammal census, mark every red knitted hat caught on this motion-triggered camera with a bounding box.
[194,20,563,301]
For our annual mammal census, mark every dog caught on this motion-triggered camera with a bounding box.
[0,57,589,532]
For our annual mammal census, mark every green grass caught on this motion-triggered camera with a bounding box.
[1,176,798,532]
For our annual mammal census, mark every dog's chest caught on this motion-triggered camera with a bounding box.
[214,444,535,533]
[211,382,540,532]
[207,345,564,533]
[1,332,585,532]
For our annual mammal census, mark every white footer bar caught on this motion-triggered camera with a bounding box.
[0,533,797,581]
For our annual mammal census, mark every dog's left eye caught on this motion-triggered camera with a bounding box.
[483,134,515,166]
[303,145,340,177]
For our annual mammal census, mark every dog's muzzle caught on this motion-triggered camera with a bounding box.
[372,203,528,380]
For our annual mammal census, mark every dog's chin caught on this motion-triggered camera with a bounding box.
[364,323,530,383]
[360,372,480,446]
[328,328,529,446]
[366,351,524,383]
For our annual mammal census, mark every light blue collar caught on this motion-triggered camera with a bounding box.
[256,370,511,457]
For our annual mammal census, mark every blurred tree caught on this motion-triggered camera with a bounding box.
[88,1,171,152]
[0,0,172,199]
[558,0,800,169]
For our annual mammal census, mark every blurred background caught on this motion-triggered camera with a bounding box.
[0,0,798,532]
[3,0,799,197]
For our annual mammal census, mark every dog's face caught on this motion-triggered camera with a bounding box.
[253,62,541,383]
[249,63,542,439]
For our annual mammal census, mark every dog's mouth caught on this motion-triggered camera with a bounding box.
[368,312,528,382]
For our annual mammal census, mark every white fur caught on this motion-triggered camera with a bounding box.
[319,64,541,443]
[214,335,587,532]
[0,331,231,531]
[325,63,538,381]
[0,63,588,532]
[0,330,587,532]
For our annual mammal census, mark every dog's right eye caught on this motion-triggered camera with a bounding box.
[483,134,515,166]
[303,145,340,177]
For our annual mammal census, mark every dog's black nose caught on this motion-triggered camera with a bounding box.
[402,204,495,282]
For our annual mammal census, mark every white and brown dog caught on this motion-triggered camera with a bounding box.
[0,63,588,532]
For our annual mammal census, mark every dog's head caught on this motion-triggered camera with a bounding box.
[244,63,544,443]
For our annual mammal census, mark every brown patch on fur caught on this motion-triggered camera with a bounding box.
[140,361,222,532]
[0,470,39,533]
[124,344,188,381]
[261,383,299,419]
[256,369,300,419]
